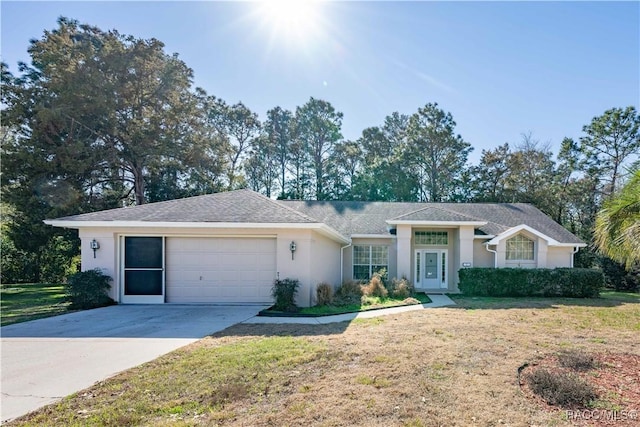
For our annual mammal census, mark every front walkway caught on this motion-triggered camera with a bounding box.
[243,294,456,325]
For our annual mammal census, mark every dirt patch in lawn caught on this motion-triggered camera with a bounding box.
[8,297,640,427]
[520,352,640,426]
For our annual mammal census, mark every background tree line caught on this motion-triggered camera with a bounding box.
[2,18,638,287]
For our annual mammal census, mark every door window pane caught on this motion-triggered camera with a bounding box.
[425,252,438,279]
[124,270,163,295]
[125,237,163,268]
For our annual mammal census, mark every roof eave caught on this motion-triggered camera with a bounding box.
[43,219,351,244]
[485,224,585,246]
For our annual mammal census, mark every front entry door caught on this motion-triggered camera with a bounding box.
[415,249,448,289]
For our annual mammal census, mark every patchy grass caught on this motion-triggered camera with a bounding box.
[1,283,71,326]
[284,293,431,316]
[7,295,640,426]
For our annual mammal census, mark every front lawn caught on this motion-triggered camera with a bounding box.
[262,293,432,316]
[0,283,71,326]
[8,293,639,426]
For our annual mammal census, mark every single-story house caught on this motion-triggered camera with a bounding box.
[45,189,586,306]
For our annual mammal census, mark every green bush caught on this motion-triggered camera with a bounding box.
[600,258,639,291]
[271,278,300,311]
[458,268,603,298]
[65,269,114,310]
[316,282,333,306]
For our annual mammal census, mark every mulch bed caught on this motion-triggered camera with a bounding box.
[520,352,640,426]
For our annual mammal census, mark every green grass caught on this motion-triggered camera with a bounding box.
[450,290,639,309]
[0,283,71,326]
[295,293,432,316]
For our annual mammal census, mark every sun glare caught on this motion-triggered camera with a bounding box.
[258,0,323,44]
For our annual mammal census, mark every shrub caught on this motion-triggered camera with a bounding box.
[557,350,596,371]
[525,368,597,407]
[65,269,114,310]
[458,268,603,298]
[334,280,363,304]
[316,282,333,306]
[390,276,414,299]
[271,278,300,311]
[361,273,388,298]
[600,257,640,292]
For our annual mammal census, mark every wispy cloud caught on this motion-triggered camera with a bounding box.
[390,58,455,94]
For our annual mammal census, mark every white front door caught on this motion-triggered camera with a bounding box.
[415,249,448,289]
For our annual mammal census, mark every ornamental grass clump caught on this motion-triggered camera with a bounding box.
[361,273,388,299]
[316,282,333,306]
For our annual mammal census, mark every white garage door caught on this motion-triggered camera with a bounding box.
[166,237,277,304]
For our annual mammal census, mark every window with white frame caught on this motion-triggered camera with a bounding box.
[414,231,448,245]
[505,234,535,260]
[353,245,389,280]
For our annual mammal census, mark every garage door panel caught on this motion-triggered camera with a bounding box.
[166,237,276,304]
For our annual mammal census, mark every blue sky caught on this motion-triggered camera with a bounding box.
[2,1,638,162]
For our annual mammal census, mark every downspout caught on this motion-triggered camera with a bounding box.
[340,242,352,284]
[571,246,579,268]
[484,242,498,268]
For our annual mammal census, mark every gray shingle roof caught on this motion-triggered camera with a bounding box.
[53,189,318,224]
[279,200,583,244]
[49,190,583,244]
[390,206,485,222]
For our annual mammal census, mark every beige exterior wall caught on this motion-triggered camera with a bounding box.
[77,224,579,306]
[342,238,397,283]
[309,231,342,305]
[494,230,576,269]
[78,228,119,300]
[77,226,334,307]
[472,239,495,267]
[547,247,575,268]
[396,225,413,280]
[411,228,457,291]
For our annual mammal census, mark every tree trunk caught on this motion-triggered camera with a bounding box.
[133,165,146,205]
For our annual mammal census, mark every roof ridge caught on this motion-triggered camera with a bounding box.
[433,205,487,222]
[389,204,482,222]
[244,191,322,223]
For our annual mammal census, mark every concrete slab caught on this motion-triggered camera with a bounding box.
[243,294,456,325]
[1,304,266,423]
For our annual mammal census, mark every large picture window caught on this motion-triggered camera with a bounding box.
[353,245,389,280]
[506,234,534,260]
[414,231,448,245]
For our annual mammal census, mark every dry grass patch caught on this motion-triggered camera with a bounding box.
[7,294,640,426]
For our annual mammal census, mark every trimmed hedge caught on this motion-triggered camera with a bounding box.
[458,268,603,298]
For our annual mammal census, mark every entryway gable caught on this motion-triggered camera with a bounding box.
[394,223,476,292]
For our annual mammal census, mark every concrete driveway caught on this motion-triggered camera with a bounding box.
[1,304,265,423]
